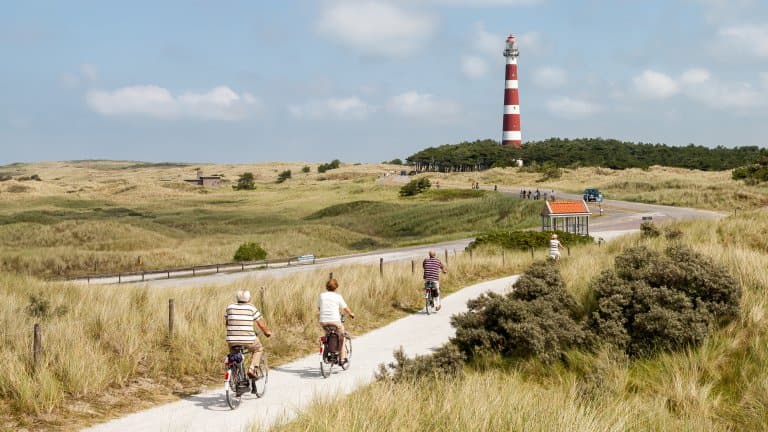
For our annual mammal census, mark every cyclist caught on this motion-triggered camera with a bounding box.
[423,250,447,311]
[319,278,355,366]
[549,233,564,261]
[225,289,272,380]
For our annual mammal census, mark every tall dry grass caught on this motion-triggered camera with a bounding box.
[269,212,768,432]
[0,242,556,428]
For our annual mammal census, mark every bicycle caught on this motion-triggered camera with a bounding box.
[424,280,439,315]
[224,345,269,410]
[319,315,352,378]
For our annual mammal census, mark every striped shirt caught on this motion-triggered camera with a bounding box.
[225,302,262,344]
[549,239,562,256]
[423,257,444,281]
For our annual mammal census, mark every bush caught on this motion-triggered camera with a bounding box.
[383,158,403,165]
[640,221,661,238]
[467,230,593,251]
[451,261,586,363]
[587,245,741,357]
[276,169,292,183]
[399,178,431,197]
[233,242,267,261]
[318,159,341,173]
[234,172,255,190]
[376,344,464,383]
[301,166,311,173]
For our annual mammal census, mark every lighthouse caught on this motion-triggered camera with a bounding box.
[502,35,521,148]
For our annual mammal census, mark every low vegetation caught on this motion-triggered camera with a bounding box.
[467,229,593,251]
[235,172,256,190]
[399,177,431,197]
[317,159,341,173]
[273,213,768,432]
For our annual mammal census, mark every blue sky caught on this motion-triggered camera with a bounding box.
[2,0,768,164]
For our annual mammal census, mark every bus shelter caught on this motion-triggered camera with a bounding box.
[541,200,592,235]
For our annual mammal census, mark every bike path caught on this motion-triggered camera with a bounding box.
[83,275,519,432]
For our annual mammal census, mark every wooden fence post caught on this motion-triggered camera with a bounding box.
[502,250,505,266]
[260,287,266,318]
[141,271,145,282]
[530,246,534,260]
[329,272,333,280]
[118,273,121,283]
[567,246,571,256]
[444,249,449,264]
[469,249,473,260]
[33,323,41,373]
[379,257,383,276]
[411,259,415,274]
[168,299,175,339]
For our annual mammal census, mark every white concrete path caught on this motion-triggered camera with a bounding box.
[83,276,519,432]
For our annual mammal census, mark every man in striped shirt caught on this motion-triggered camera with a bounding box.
[225,289,272,379]
[423,250,447,311]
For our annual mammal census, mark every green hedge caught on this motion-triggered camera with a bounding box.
[467,229,593,251]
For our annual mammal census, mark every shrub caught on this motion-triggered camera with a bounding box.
[375,344,464,383]
[233,242,267,261]
[318,159,341,173]
[451,261,586,363]
[467,230,592,251]
[399,178,431,197]
[276,169,292,183]
[537,162,562,182]
[234,172,255,190]
[640,221,660,238]
[26,294,68,320]
[301,166,310,173]
[663,225,683,240]
[587,245,741,357]
[383,158,403,165]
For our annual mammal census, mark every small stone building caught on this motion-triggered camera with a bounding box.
[184,169,222,187]
[541,200,591,235]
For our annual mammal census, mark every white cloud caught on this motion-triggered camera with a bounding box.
[718,24,768,58]
[316,1,436,58]
[289,97,373,120]
[532,66,567,88]
[387,91,461,117]
[546,97,602,118]
[683,79,765,110]
[680,68,711,85]
[632,70,680,99]
[86,85,260,120]
[461,56,489,79]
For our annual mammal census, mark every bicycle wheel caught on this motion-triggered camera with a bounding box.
[320,358,332,378]
[425,290,433,315]
[341,335,352,370]
[225,365,243,410]
[252,355,268,398]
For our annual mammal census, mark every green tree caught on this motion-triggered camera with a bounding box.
[301,165,311,173]
[399,177,431,197]
[234,172,255,190]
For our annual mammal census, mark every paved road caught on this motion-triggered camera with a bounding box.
[83,276,519,432]
[82,188,722,289]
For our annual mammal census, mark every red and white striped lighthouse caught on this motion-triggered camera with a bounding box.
[502,35,521,147]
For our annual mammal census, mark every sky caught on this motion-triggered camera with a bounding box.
[2,0,768,164]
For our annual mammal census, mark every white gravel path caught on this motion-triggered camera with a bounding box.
[83,276,519,432]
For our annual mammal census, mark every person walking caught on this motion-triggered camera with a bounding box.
[423,251,447,311]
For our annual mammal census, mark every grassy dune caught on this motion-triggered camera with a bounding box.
[0,161,538,277]
[420,165,768,211]
[270,213,768,432]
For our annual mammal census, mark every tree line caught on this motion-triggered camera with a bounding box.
[405,138,767,172]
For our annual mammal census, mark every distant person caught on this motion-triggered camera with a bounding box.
[527,190,532,199]
[423,251,447,311]
[226,290,272,380]
[543,191,548,201]
[319,278,355,366]
[494,184,498,191]
[550,190,556,201]
[535,189,540,200]
[549,234,564,261]
[520,189,525,199]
